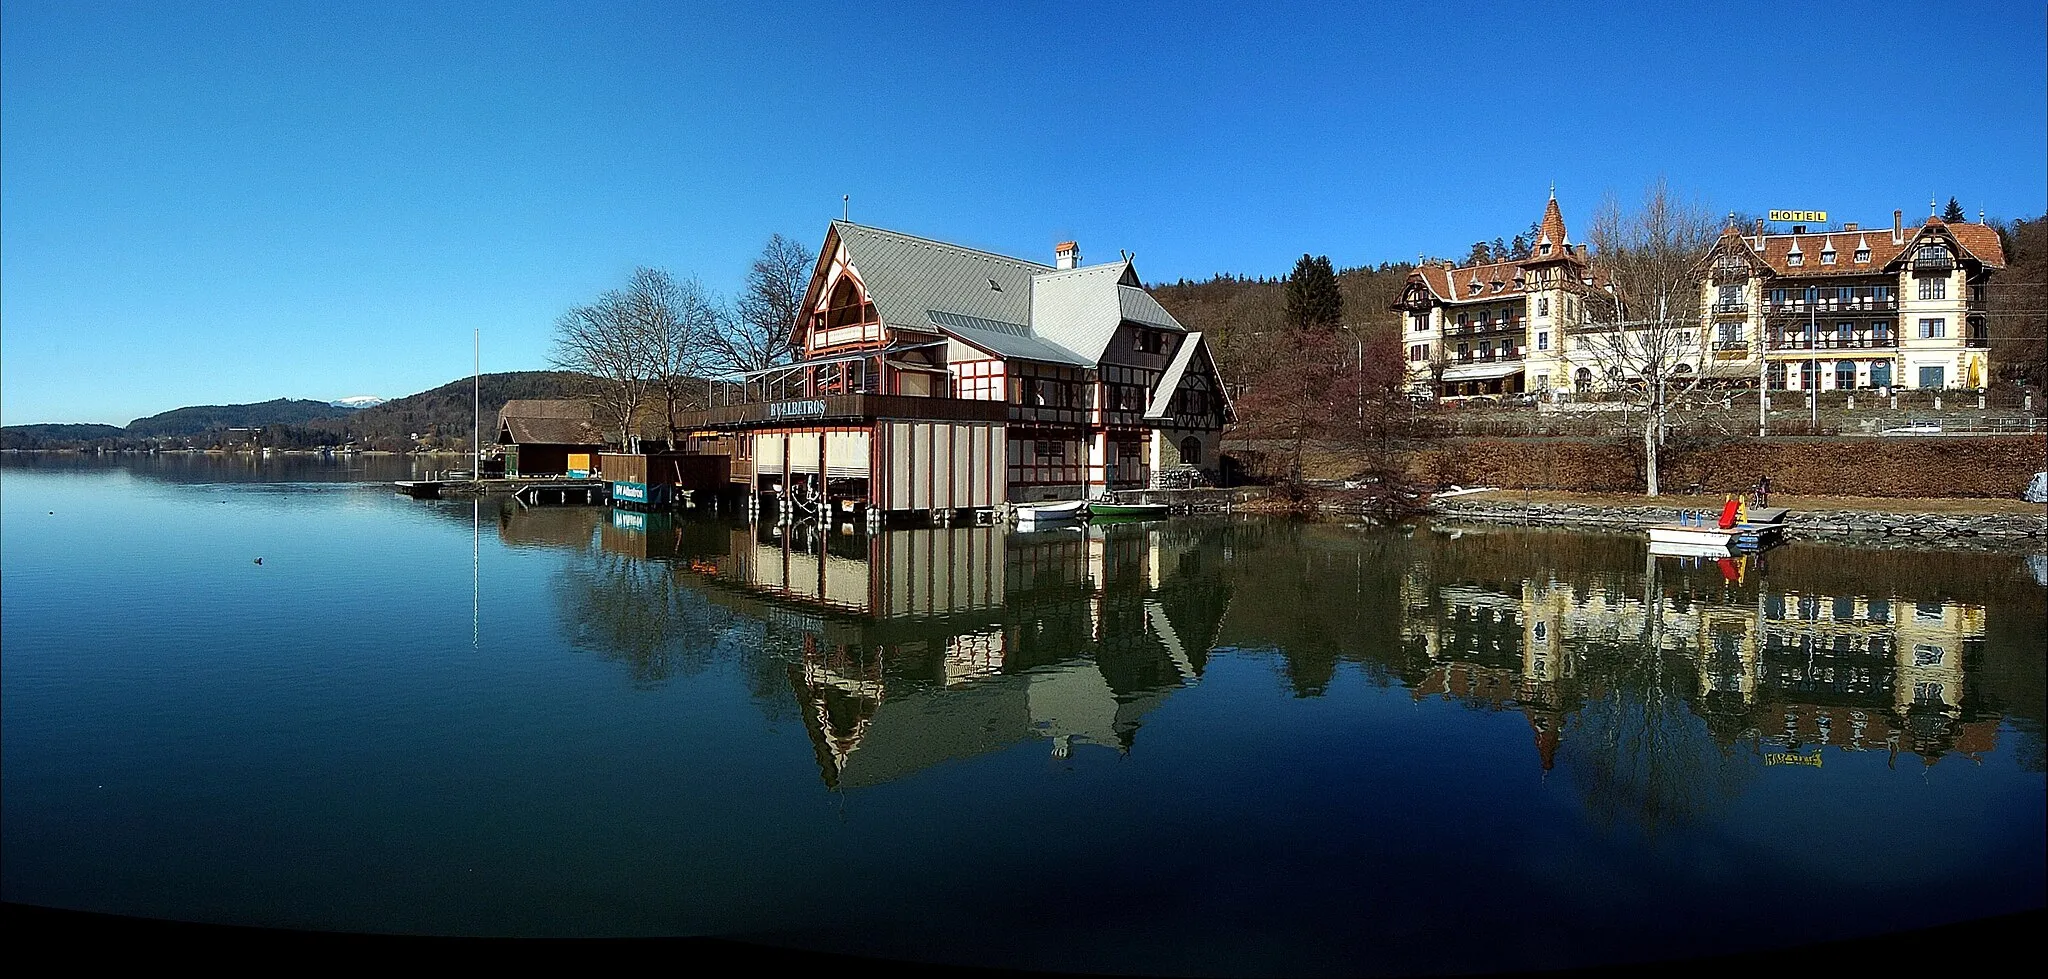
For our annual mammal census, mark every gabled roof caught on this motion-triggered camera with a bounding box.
[1739,218,2005,277]
[925,310,1092,366]
[498,400,603,445]
[1144,332,1232,423]
[822,221,1192,369]
[830,220,1046,329]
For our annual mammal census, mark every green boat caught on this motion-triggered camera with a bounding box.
[1087,501,1170,520]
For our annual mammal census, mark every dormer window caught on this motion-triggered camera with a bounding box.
[1820,248,1836,265]
[1468,280,1483,295]
[1854,247,1870,263]
[1787,245,1804,267]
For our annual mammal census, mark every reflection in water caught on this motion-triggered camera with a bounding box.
[504,505,2044,819]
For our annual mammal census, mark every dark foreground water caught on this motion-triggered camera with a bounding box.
[3,455,2042,974]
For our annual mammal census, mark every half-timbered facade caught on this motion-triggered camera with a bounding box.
[675,221,1233,514]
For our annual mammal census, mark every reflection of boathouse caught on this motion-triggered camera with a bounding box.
[606,516,1228,788]
[670,222,1233,515]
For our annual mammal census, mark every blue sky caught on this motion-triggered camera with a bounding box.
[3,1,2042,426]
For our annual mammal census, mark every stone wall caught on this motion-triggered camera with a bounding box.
[1410,434,2046,498]
[1429,496,2046,548]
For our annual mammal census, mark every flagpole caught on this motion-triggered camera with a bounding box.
[473,329,481,477]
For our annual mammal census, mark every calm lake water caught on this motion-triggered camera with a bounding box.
[3,454,2042,974]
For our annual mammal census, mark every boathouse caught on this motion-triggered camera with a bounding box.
[672,221,1233,516]
[496,400,605,477]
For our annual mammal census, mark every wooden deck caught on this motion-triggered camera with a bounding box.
[394,478,608,504]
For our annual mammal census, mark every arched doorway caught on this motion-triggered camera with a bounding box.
[1573,367,1593,391]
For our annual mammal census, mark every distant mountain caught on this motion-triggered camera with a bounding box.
[0,423,128,450]
[125,398,353,437]
[330,395,386,409]
[309,371,595,445]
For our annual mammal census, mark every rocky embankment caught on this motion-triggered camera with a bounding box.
[1428,496,2046,548]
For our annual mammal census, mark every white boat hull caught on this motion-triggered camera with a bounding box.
[1646,525,1738,548]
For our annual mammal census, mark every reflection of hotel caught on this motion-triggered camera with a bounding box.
[1398,563,2002,768]
[603,515,1226,788]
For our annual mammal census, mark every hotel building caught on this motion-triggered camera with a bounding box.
[1392,197,2007,399]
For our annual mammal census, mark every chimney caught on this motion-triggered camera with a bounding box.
[1792,225,1806,235]
[1753,218,1765,240]
[1054,241,1080,270]
[1843,223,1858,231]
[1893,209,1904,244]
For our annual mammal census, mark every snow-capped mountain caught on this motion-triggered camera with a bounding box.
[329,395,387,410]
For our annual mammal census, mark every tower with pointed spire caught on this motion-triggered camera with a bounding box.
[1390,191,1607,401]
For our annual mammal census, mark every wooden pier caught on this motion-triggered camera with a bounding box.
[394,477,608,505]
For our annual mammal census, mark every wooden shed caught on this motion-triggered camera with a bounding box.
[497,400,605,477]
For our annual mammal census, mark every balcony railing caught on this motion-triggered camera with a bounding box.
[1712,340,1749,352]
[1767,337,1900,351]
[1767,298,1899,315]
[1711,301,1748,314]
[1454,351,1525,365]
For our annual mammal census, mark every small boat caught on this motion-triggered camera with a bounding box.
[1013,500,1088,525]
[1645,501,1787,553]
[1087,501,1170,521]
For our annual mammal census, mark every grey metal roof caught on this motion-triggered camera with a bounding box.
[925,310,1093,366]
[1144,332,1205,419]
[833,221,1044,329]
[831,221,1189,370]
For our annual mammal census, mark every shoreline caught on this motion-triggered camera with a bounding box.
[1425,489,2045,550]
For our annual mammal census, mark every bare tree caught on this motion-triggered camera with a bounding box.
[624,268,722,444]
[1580,179,1720,496]
[551,286,654,449]
[711,234,815,374]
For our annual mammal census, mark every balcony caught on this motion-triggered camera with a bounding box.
[673,393,1008,429]
[1453,351,1525,365]
[1711,301,1748,315]
[1767,297,1897,315]
[1712,340,1749,352]
[1767,336,1899,351]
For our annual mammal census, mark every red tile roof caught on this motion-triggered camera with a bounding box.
[1537,194,1568,247]
[1734,219,2006,278]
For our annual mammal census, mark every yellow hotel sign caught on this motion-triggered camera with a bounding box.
[1768,209,1828,223]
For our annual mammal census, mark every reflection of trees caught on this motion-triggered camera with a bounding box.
[552,538,796,718]
[1562,643,1752,835]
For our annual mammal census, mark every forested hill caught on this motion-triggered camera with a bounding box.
[0,424,129,450]
[126,398,352,436]
[307,371,593,443]
[1150,262,1416,378]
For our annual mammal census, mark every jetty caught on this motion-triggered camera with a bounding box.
[394,476,608,505]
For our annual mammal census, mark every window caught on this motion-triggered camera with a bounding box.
[1565,298,1575,318]
[1873,321,1893,343]
[1867,599,1890,623]
[1717,323,1740,345]
[1717,284,1742,308]
[1573,367,1593,390]
[1918,318,1945,339]
[1456,313,1468,328]
[1413,314,1428,333]
[1832,597,1855,621]
[1134,330,1167,354]
[1914,601,1944,622]
[1870,361,1892,388]
[1409,343,1428,363]
[1536,331,1550,351]
[1478,341,1493,359]
[1787,246,1804,267]
[1770,287,1791,307]
[1178,436,1201,465]
[1854,247,1870,263]
[1534,373,1550,390]
[1835,361,1856,389]
[1836,322,1853,345]
[1768,362,1788,389]
[1820,247,1836,265]
[1538,298,1549,316]
[1914,681,1946,705]
[1917,277,1946,300]
[1477,311,1491,327]
[1456,342,1470,360]
[1913,645,1945,667]
[1035,440,1065,459]
[1918,365,1945,388]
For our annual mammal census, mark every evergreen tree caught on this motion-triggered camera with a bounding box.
[1491,237,1509,263]
[1510,234,1530,259]
[1466,242,1493,265]
[1943,197,1966,223]
[1282,254,1343,331]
